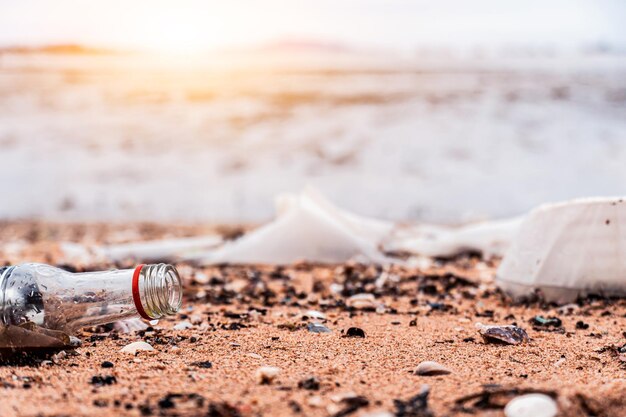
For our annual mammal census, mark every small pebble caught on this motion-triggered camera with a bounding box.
[504,394,558,417]
[173,321,193,330]
[190,361,213,369]
[90,375,117,386]
[69,336,82,347]
[476,323,529,345]
[51,351,67,363]
[158,396,175,409]
[575,321,589,330]
[298,376,320,390]
[120,341,155,354]
[414,361,451,376]
[255,366,280,385]
[530,316,562,328]
[307,322,332,333]
[190,314,204,325]
[344,327,366,338]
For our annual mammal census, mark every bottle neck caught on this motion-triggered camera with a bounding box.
[133,264,182,321]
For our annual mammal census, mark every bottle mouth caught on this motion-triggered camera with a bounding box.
[133,264,182,320]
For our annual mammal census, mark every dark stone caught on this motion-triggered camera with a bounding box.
[207,402,242,417]
[191,361,213,369]
[158,396,176,409]
[331,396,369,417]
[298,377,320,390]
[530,316,562,328]
[344,327,366,338]
[575,321,589,330]
[90,375,117,386]
[394,387,433,417]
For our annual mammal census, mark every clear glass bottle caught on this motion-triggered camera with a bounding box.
[0,263,182,348]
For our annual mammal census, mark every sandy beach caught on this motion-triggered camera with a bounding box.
[0,222,624,417]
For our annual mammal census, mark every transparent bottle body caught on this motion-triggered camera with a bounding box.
[0,263,182,337]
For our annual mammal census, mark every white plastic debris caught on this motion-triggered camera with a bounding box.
[504,394,558,417]
[59,188,527,266]
[120,341,155,354]
[383,217,522,258]
[59,242,103,264]
[497,197,626,303]
[102,235,222,262]
[60,235,222,264]
[190,188,394,265]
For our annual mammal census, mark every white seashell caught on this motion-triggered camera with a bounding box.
[305,310,327,320]
[120,341,155,354]
[497,197,626,303]
[347,293,377,309]
[414,361,451,376]
[173,321,193,330]
[504,394,558,417]
[255,366,281,384]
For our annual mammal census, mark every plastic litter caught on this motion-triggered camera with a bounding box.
[497,197,626,303]
[188,188,394,264]
[60,189,521,265]
[383,217,523,258]
[0,263,182,351]
[61,235,222,264]
[55,191,626,304]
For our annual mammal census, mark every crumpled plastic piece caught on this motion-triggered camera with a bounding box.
[497,197,626,303]
[61,235,222,264]
[59,188,522,265]
[188,188,394,265]
[383,217,523,259]
[101,235,222,262]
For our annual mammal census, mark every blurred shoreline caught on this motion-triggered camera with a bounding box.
[1,45,625,224]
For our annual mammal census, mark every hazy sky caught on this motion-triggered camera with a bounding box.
[0,0,624,52]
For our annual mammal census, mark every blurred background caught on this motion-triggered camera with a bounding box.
[0,0,625,224]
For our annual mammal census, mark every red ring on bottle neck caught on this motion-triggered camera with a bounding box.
[132,264,152,320]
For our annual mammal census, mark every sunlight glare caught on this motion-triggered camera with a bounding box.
[121,6,228,55]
